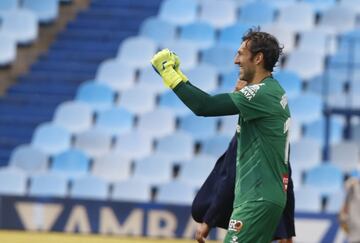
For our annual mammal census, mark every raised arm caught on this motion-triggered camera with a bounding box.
[151,49,238,117]
[173,82,238,117]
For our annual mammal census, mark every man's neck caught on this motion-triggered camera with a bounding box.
[249,70,272,85]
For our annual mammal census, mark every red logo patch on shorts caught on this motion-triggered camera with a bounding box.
[283,174,289,192]
[228,219,243,232]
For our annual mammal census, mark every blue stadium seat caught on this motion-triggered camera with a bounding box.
[0,0,18,12]
[95,59,136,92]
[156,180,195,205]
[289,93,322,124]
[201,134,232,158]
[340,0,360,13]
[295,186,322,212]
[117,36,157,68]
[0,168,27,196]
[95,107,133,136]
[179,114,218,141]
[350,169,360,179]
[178,155,216,187]
[0,9,38,44]
[0,33,16,66]
[318,5,356,33]
[140,17,177,45]
[273,69,302,98]
[330,141,360,172]
[53,101,93,133]
[350,92,360,109]
[92,152,132,182]
[219,115,237,136]
[155,131,194,162]
[201,46,236,74]
[74,128,112,158]
[119,88,156,114]
[238,2,275,26]
[298,30,336,56]
[76,82,115,111]
[51,149,90,179]
[218,22,251,50]
[291,166,303,189]
[70,175,109,200]
[137,67,168,94]
[289,119,302,142]
[136,108,176,139]
[290,138,322,170]
[338,29,360,56]
[111,179,152,202]
[285,50,324,80]
[302,0,336,12]
[307,74,345,97]
[186,64,218,92]
[304,163,343,197]
[163,40,199,70]
[158,91,190,116]
[326,191,345,213]
[199,0,236,28]
[114,131,153,160]
[133,155,173,185]
[9,145,48,172]
[262,24,295,53]
[216,70,237,94]
[159,0,198,25]
[325,94,348,110]
[29,173,68,197]
[23,0,59,24]
[303,118,343,146]
[31,123,71,155]
[180,22,216,49]
[353,123,360,143]
[266,0,296,9]
[276,2,315,32]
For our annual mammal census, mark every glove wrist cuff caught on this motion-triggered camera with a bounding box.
[162,67,183,89]
[176,69,189,82]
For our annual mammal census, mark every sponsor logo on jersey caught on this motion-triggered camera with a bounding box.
[280,94,288,109]
[228,219,243,232]
[239,83,265,101]
[283,174,289,192]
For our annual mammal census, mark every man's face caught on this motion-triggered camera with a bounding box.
[234,40,256,82]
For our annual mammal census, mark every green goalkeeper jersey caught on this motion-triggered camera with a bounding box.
[229,77,290,208]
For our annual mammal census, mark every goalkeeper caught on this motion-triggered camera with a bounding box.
[151,28,291,243]
[192,132,295,243]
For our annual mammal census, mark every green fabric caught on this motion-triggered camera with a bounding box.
[223,201,284,243]
[228,77,290,208]
[173,82,238,117]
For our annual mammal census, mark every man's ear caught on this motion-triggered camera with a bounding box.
[255,52,263,65]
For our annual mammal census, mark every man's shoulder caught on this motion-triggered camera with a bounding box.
[237,83,266,101]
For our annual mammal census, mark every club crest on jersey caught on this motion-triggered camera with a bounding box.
[228,219,243,232]
[239,83,265,101]
[230,236,239,243]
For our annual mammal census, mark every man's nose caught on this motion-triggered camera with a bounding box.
[234,57,239,65]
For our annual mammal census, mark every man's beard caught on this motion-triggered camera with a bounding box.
[239,69,254,82]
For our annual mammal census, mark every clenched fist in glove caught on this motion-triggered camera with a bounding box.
[151,48,188,89]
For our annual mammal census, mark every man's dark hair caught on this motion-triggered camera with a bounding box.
[242,27,283,72]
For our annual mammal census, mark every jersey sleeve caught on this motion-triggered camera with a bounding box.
[228,83,273,121]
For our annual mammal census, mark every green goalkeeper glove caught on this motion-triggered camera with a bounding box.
[151,49,183,89]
